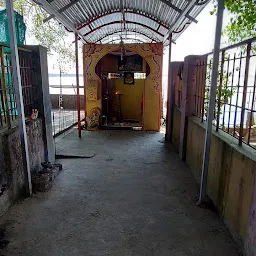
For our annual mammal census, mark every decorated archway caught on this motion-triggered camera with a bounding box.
[83,43,163,131]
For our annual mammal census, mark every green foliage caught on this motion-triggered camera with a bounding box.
[224,0,256,43]
[211,0,256,43]
[0,0,75,72]
[204,56,236,122]
[207,0,255,126]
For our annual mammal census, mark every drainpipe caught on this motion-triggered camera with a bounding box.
[75,33,81,138]
[6,0,32,195]
[198,0,225,204]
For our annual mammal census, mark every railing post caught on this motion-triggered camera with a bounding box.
[216,50,225,131]
[239,42,252,146]
[179,55,199,160]
[200,57,207,122]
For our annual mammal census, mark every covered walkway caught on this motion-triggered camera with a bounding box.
[0,130,240,255]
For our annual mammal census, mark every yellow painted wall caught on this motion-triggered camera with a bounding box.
[184,115,255,244]
[110,78,144,121]
[83,43,163,131]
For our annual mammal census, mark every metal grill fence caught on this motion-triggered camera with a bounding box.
[193,37,256,148]
[19,49,35,117]
[52,108,85,137]
[50,88,85,137]
[0,44,35,130]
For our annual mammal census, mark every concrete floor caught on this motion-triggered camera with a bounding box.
[0,130,241,256]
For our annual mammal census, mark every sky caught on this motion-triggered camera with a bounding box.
[160,1,231,100]
[163,1,231,75]
[173,3,218,60]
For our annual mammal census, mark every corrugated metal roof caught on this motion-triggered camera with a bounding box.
[37,0,209,44]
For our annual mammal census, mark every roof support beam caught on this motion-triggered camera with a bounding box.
[104,37,145,44]
[34,0,87,43]
[159,0,197,23]
[95,28,176,44]
[163,0,198,41]
[77,10,168,30]
[195,0,210,5]
[95,29,159,43]
[43,0,80,23]
[84,21,164,38]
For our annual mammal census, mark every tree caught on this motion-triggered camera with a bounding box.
[0,0,75,73]
[211,0,256,44]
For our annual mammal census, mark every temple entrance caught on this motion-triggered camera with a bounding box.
[96,50,150,130]
[85,43,162,132]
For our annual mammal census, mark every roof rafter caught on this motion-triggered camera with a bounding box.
[33,0,208,44]
[43,0,81,23]
[158,0,197,23]
[95,29,159,43]
[102,37,145,44]
[77,10,168,30]
[195,0,210,5]
[163,0,198,41]
[84,21,164,38]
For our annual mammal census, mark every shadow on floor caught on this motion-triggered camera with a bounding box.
[0,130,241,256]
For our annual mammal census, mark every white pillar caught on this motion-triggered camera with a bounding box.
[198,0,225,204]
[6,0,32,195]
